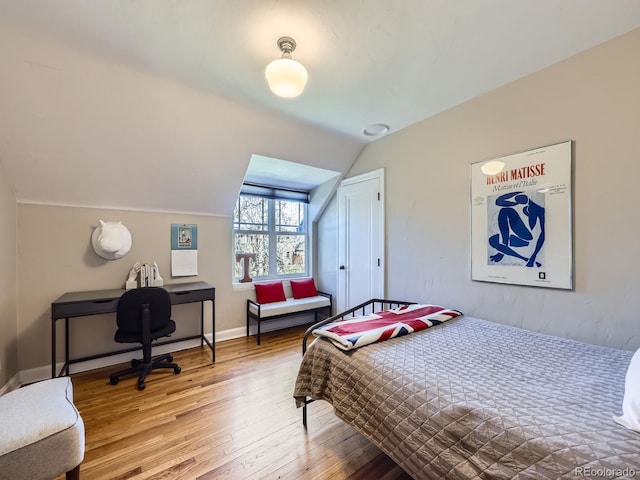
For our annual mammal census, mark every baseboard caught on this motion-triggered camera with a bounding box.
[9,318,313,389]
[0,372,21,395]
[216,327,245,342]
[218,314,314,340]
[14,328,244,387]
[248,313,316,336]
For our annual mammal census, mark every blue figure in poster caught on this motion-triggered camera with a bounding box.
[488,191,545,267]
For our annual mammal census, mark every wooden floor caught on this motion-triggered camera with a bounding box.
[57,326,412,480]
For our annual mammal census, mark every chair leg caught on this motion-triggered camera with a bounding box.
[137,356,180,390]
[110,352,181,390]
[138,353,179,382]
[66,464,80,480]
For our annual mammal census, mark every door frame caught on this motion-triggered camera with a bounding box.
[337,168,385,312]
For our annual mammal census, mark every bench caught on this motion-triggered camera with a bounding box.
[246,281,332,345]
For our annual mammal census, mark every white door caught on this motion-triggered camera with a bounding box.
[337,169,384,312]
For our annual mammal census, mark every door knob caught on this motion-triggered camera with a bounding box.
[339,265,345,270]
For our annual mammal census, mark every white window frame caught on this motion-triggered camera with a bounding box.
[233,194,309,282]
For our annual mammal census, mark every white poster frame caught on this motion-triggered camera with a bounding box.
[470,141,573,289]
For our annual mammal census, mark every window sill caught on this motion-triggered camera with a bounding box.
[232,282,255,292]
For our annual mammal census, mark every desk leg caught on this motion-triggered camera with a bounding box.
[51,319,56,378]
[200,302,204,347]
[199,300,215,362]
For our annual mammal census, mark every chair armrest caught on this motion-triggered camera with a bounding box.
[317,291,332,311]
[317,290,332,301]
[247,298,261,318]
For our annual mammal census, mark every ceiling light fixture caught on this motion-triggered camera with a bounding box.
[265,36,308,98]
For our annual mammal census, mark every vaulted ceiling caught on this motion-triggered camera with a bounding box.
[1,1,639,216]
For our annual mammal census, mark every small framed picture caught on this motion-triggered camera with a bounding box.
[171,224,198,250]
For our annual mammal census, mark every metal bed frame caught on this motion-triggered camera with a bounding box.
[300,297,415,427]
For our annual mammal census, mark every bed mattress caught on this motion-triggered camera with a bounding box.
[294,316,640,479]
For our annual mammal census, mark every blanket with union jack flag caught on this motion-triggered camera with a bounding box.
[313,304,463,351]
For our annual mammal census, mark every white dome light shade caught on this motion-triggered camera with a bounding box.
[265,57,308,98]
[480,160,506,175]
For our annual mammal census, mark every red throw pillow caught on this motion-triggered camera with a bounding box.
[254,282,286,304]
[290,278,318,299]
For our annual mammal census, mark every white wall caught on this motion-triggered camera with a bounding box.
[0,162,17,385]
[316,195,339,306]
[8,28,640,382]
[321,29,640,350]
[16,204,248,372]
[0,25,362,217]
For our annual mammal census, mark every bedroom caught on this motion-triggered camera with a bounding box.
[1,1,639,479]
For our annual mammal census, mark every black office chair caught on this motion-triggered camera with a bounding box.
[109,287,181,390]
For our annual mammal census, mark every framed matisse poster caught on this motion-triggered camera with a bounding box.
[470,140,573,289]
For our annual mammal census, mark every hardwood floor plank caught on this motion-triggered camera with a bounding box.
[56,326,411,480]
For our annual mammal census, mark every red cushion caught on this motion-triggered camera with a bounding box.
[254,282,286,304]
[290,278,319,299]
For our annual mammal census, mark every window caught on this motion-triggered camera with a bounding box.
[233,193,308,281]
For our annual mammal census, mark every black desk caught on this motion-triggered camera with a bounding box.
[51,282,215,378]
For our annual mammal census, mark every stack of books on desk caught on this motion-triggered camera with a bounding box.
[139,263,163,287]
[125,262,164,289]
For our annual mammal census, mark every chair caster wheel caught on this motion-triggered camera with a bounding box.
[131,359,142,367]
[166,355,173,363]
[138,381,145,391]
[174,366,181,374]
[109,376,119,385]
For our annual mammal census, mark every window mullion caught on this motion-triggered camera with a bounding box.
[268,199,277,278]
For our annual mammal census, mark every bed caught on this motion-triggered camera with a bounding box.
[293,299,640,479]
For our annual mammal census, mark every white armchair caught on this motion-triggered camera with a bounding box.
[0,377,85,480]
